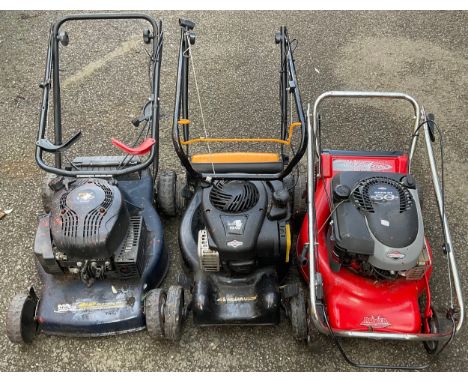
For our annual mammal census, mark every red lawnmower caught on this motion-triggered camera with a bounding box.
[296,91,464,369]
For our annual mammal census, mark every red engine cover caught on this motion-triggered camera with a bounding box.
[296,152,433,334]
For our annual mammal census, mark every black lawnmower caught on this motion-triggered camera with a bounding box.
[6,13,179,343]
[154,19,309,340]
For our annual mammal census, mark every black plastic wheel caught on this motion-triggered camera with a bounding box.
[175,176,186,213]
[41,173,56,213]
[292,174,307,217]
[423,307,440,354]
[306,297,316,348]
[164,285,184,341]
[145,288,166,339]
[289,287,308,340]
[157,170,178,216]
[6,289,39,344]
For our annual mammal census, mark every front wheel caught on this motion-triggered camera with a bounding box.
[164,286,184,341]
[423,307,440,354]
[6,288,39,344]
[145,288,167,339]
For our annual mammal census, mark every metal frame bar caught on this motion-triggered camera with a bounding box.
[171,21,307,181]
[306,91,464,341]
[35,13,163,177]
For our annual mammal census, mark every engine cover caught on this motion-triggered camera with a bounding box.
[331,172,424,271]
[200,180,290,273]
[50,179,129,260]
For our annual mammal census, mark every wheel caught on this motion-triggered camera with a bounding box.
[305,297,323,350]
[175,176,186,212]
[157,170,177,216]
[306,299,315,348]
[145,288,166,339]
[423,306,455,355]
[286,173,307,232]
[157,170,185,216]
[289,287,308,340]
[41,173,57,213]
[6,288,39,344]
[164,285,184,341]
[292,174,307,217]
[424,307,440,354]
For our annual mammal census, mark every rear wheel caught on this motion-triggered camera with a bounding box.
[293,174,307,217]
[289,287,308,340]
[157,171,185,216]
[6,288,39,344]
[41,174,56,213]
[157,170,177,216]
[145,288,166,339]
[164,285,184,341]
[286,173,307,231]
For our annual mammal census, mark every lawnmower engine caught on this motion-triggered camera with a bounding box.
[35,178,146,285]
[329,172,430,280]
[179,178,292,325]
[198,179,291,275]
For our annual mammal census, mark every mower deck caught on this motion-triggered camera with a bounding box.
[37,272,147,336]
[35,173,168,337]
[297,150,433,334]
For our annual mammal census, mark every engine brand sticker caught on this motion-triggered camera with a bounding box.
[227,240,243,248]
[369,185,399,203]
[54,299,127,313]
[227,219,243,232]
[216,295,257,304]
[360,315,391,329]
[380,219,390,227]
[333,159,393,172]
[76,190,95,202]
[386,251,406,260]
[221,215,247,235]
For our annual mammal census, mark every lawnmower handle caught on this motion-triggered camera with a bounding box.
[312,91,421,173]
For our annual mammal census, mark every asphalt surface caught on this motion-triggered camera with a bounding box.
[0,10,467,371]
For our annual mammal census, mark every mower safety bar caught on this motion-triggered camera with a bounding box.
[36,14,163,177]
[172,22,307,181]
[306,91,464,342]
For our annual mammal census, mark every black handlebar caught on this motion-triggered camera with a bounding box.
[171,21,307,181]
[35,13,163,177]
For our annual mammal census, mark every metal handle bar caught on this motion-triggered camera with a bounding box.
[307,92,464,342]
[312,91,421,173]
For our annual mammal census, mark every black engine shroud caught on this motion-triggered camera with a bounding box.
[201,180,290,274]
[50,179,128,260]
[34,177,150,281]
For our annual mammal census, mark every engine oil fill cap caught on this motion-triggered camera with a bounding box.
[333,184,351,201]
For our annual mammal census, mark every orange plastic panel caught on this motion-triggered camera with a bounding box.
[191,152,281,164]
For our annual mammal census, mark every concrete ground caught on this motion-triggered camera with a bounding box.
[0,10,467,371]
